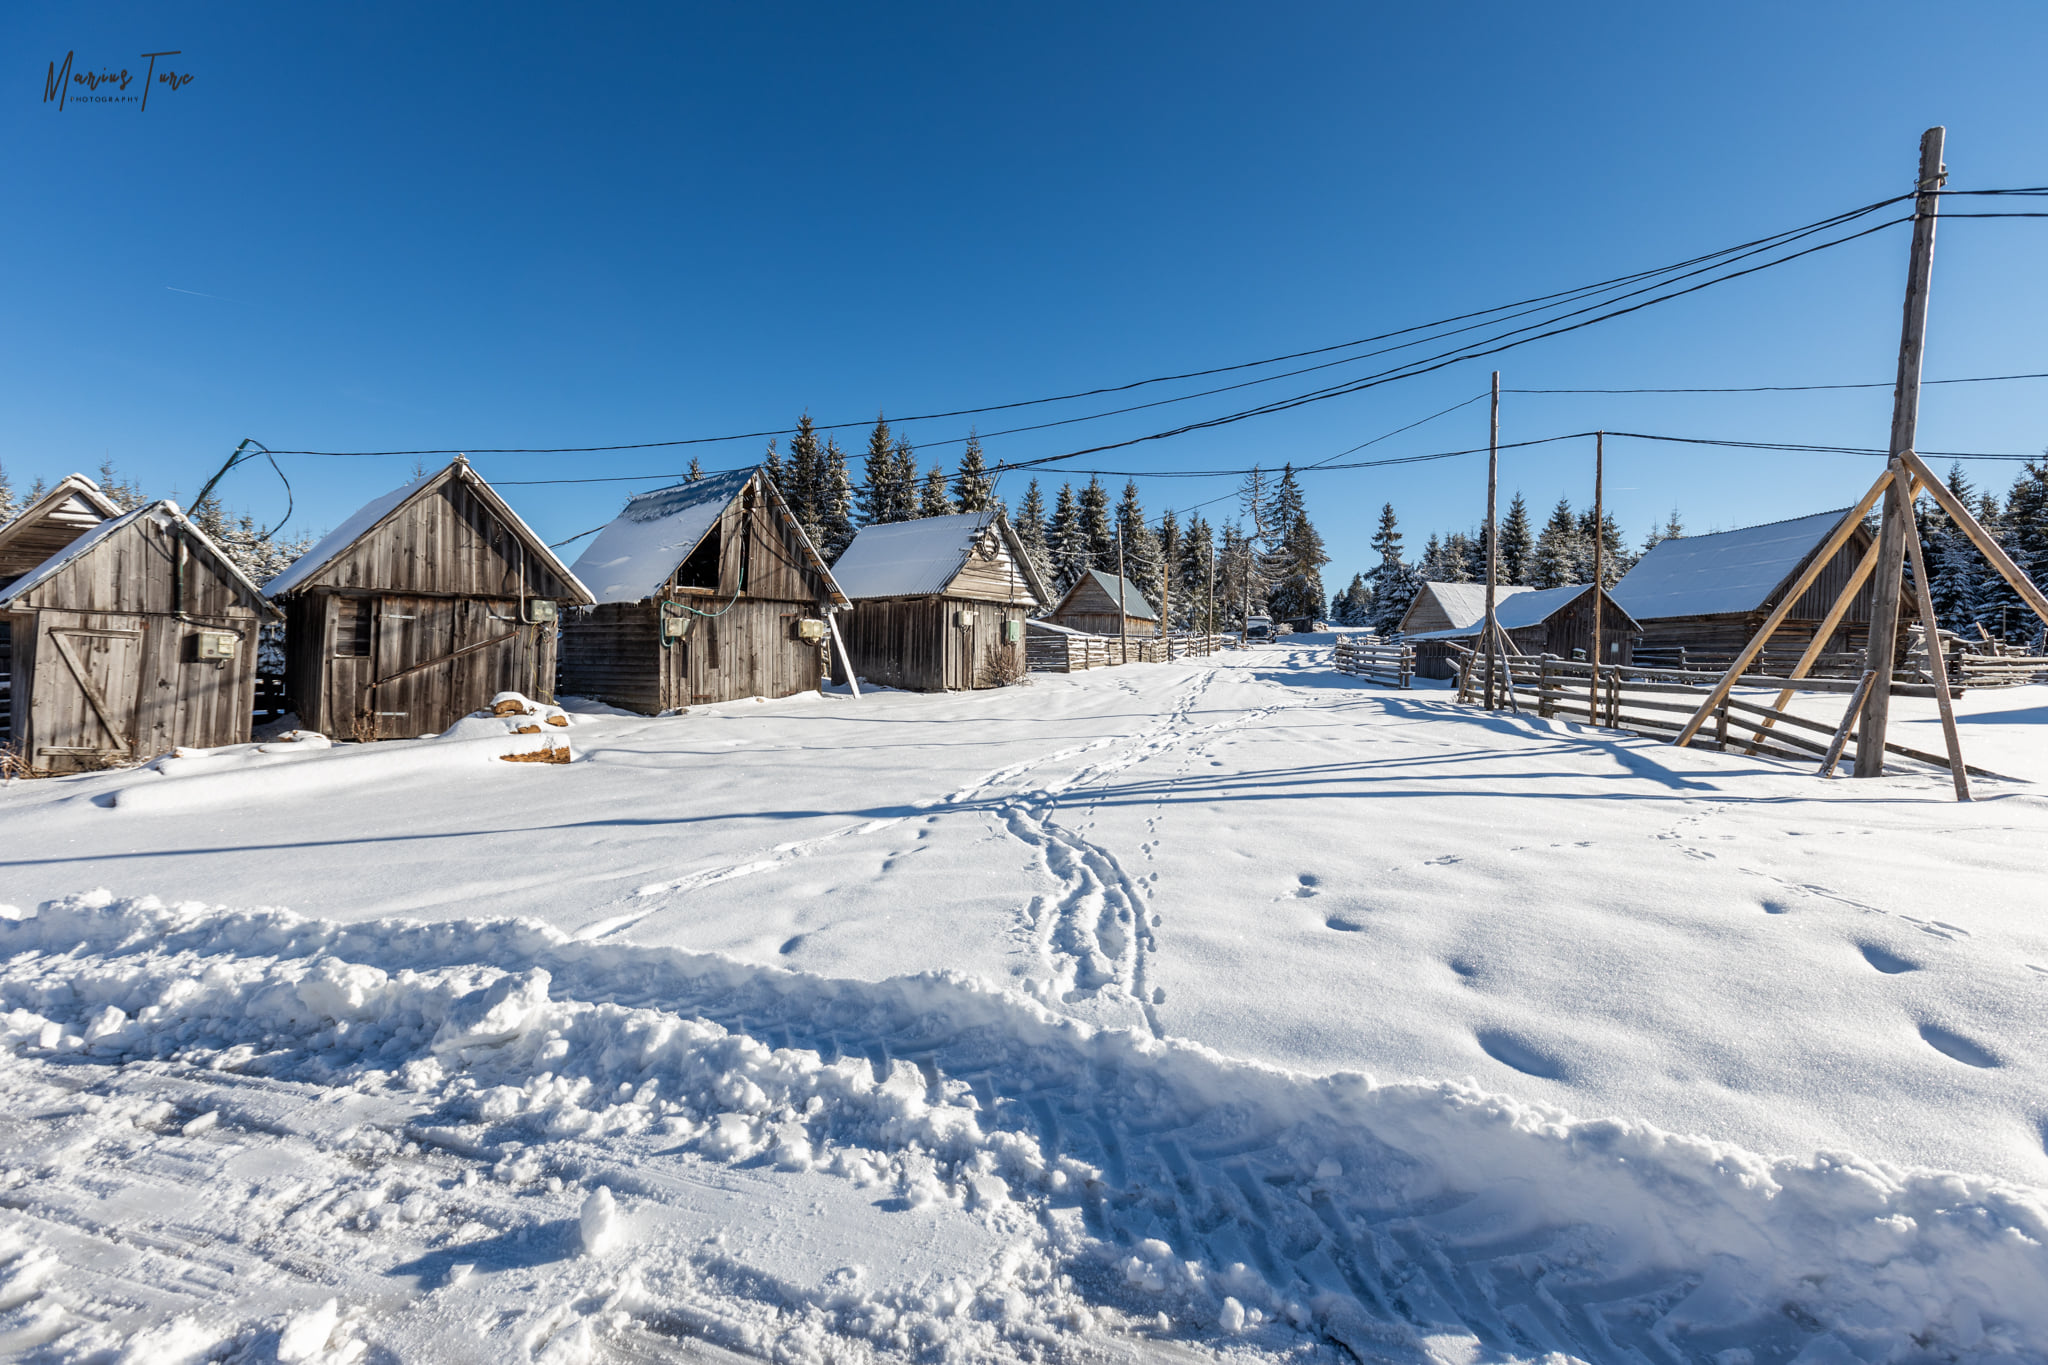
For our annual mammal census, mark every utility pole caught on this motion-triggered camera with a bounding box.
[1162,517,1173,660]
[1857,126,1946,778]
[1590,430,1604,725]
[1482,372,1501,708]
[1208,546,1217,652]
[1116,521,1130,665]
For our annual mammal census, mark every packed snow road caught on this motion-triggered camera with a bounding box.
[2,639,2045,1362]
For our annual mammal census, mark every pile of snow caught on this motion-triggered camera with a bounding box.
[2,890,2042,1362]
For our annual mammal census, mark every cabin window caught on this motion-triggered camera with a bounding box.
[335,599,372,657]
[675,528,721,590]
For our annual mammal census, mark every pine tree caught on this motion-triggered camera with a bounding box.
[1460,526,1489,584]
[1642,508,1685,555]
[1217,524,1259,628]
[1178,514,1217,633]
[686,457,705,482]
[1331,572,1373,627]
[786,413,829,541]
[0,460,18,525]
[1079,476,1116,574]
[1530,497,1580,588]
[1499,493,1534,585]
[1365,503,1418,634]
[1012,479,1052,590]
[1115,481,1163,605]
[96,459,145,510]
[858,414,900,524]
[1982,459,2048,644]
[762,437,786,502]
[889,439,920,522]
[1924,464,1982,635]
[954,432,993,512]
[1048,483,1090,592]
[1265,484,1330,625]
[1574,507,1629,586]
[1158,510,1182,629]
[919,464,954,518]
[818,438,858,561]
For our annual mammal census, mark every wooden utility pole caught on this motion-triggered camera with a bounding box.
[1162,518,1173,660]
[1116,521,1130,665]
[1590,431,1605,725]
[1482,372,1501,708]
[1208,546,1217,652]
[1856,126,1946,778]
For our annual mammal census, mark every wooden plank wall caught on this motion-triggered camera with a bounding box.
[947,534,1037,606]
[0,494,112,586]
[308,477,580,601]
[833,598,943,691]
[558,603,663,713]
[662,598,826,707]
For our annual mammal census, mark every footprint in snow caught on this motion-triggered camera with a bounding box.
[1423,855,1462,867]
[1292,874,1320,898]
[1475,1029,1569,1081]
[779,935,806,956]
[1918,1022,2001,1069]
[1324,916,1367,933]
[1858,942,1919,974]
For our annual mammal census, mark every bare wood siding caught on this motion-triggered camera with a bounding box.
[665,598,828,707]
[308,477,580,601]
[1399,587,1460,635]
[833,597,1027,691]
[559,603,663,712]
[1051,611,1158,638]
[0,494,113,585]
[946,534,1038,606]
[1784,526,1879,622]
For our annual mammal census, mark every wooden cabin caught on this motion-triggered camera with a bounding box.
[1395,580,1533,637]
[1611,509,1905,673]
[0,500,274,772]
[1404,583,1640,681]
[559,468,847,712]
[830,509,1050,691]
[1046,568,1159,638]
[266,458,594,740]
[0,474,126,743]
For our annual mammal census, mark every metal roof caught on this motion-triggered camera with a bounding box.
[1611,508,1850,621]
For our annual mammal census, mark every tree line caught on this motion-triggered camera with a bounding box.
[1918,460,2048,648]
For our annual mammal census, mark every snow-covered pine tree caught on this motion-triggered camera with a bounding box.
[686,457,705,482]
[819,438,858,561]
[1415,533,1448,582]
[96,459,145,511]
[1079,477,1116,574]
[1530,497,1580,588]
[1980,460,2048,645]
[858,414,896,525]
[1331,573,1373,627]
[1216,524,1258,628]
[1641,508,1685,555]
[0,460,18,524]
[1572,507,1629,586]
[1460,526,1490,583]
[1115,481,1164,606]
[786,412,829,540]
[1012,479,1052,590]
[1178,514,1216,632]
[1048,483,1090,593]
[1365,502,1418,634]
[762,437,786,503]
[954,432,992,512]
[1923,464,1982,636]
[1157,511,1182,629]
[1499,493,1534,585]
[919,464,954,518]
[889,439,920,523]
[1265,485,1330,625]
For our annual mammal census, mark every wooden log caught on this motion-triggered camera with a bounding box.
[1900,448,2048,629]
[1901,496,1971,799]
[1747,524,1889,753]
[1819,671,1877,778]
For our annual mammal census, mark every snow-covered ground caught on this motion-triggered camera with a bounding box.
[2,641,2045,1363]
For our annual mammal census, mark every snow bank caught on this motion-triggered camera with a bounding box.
[3,891,2042,1362]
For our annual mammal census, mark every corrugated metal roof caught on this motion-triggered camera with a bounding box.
[832,510,1003,599]
[1061,567,1158,620]
[1403,583,1634,640]
[1400,580,1534,633]
[1611,508,1848,621]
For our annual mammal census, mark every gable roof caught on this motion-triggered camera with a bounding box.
[1611,508,1852,621]
[1404,583,1639,640]
[830,508,1051,604]
[0,499,279,616]
[1397,580,1534,634]
[264,458,593,602]
[1055,567,1159,621]
[0,474,125,582]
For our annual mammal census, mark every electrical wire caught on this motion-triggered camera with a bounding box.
[1507,371,2048,394]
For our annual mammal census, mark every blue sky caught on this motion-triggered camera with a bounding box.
[5,2,2045,583]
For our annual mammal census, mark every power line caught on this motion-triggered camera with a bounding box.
[1506,370,2048,395]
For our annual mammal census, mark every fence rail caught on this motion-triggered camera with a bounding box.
[254,675,290,725]
[1333,637,1413,688]
[1027,630,1228,674]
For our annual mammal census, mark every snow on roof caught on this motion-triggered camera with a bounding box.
[831,510,1004,600]
[263,467,440,596]
[568,468,756,605]
[1064,567,1158,620]
[1611,508,1849,621]
[0,500,275,612]
[1403,584,1627,640]
[0,473,122,542]
[1025,618,1091,636]
[1405,581,1533,632]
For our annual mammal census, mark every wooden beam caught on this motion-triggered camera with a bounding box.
[1671,466,1896,747]
[1819,671,1877,778]
[1901,493,1971,800]
[1899,448,2048,627]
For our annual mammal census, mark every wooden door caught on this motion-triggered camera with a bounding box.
[32,614,143,769]
[363,595,527,738]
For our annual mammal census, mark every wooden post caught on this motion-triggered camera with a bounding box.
[1590,430,1604,725]
[1714,701,1728,752]
[1161,518,1173,661]
[1901,448,2048,627]
[1116,522,1129,666]
[1857,125,1946,778]
[1208,547,1217,653]
[1902,493,1971,800]
[1820,671,1878,778]
[1483,371,1502,709]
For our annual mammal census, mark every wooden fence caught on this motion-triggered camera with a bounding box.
[1333,637,1413,688]
[1027,630,1228,674]
[255,675,291,725]
[1454,648,1994,778]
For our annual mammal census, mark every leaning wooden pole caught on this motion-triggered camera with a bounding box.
[1900,448,2048,627]
[1857,125,1946,777]
[1483,371,1502,709]
[1116,521,1130,666]
[1590,431,1605,724]
[1901,493,1971,800]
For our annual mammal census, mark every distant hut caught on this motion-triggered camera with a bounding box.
[265,458,593,740]
[0,500,274,771]
[1611,509,1904,673]
[1395,581,1533,637]
[1404,584,1639,680]
[558,467,847,712]
[829,509,1050,691]
[0,474,125,589]
[1046,568,1159,638]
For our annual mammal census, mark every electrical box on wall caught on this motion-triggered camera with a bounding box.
[954,610,976,628]
[1003,618,1023,643]
[195,631,238,660]
[661,615,690,641]
[525,598,558,624]
[795,618,826,643]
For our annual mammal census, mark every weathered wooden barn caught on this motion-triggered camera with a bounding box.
[0,474,126,743]
[829,509,1050,691]
[1611,508,1905,672]
[1395,580,1533,637]
[1046,568,1159,638]
[266,457,593,740]
[0,500,274,771]
[559,467,847,711]
[1404,583,1640,680]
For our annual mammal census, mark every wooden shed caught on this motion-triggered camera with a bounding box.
[1046,568,1159,638]
[1611,508,1905,673]
[265,458,594,740]
[0,500,274,772]
[1395,580,1533,637]
[0,474,126,742]
[558,467,848,712]
[1404,583,1639,681]
[829,509,1050,691]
